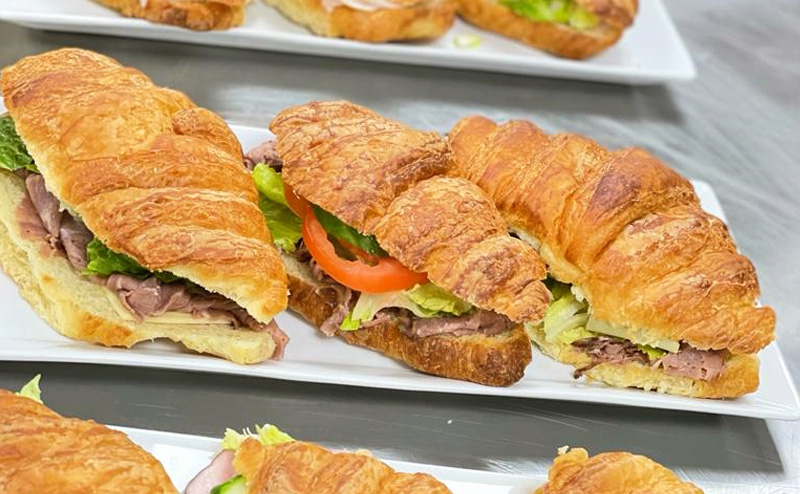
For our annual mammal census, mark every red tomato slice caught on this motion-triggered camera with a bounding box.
[283,182,310,218]
[302,209,427,293]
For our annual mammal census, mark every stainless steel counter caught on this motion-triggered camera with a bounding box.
[0,0,798,491]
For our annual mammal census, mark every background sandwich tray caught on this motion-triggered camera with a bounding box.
[0,122,797,420]
[122,426,545,493]
[0,0,695,85]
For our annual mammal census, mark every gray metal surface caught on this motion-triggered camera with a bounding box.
[0,0,798,491]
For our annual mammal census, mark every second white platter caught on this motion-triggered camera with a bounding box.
[0,0,695,84]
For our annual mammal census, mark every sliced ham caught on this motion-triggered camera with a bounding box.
[183,450,236,494]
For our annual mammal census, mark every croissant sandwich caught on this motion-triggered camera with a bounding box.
[263,0,457,42]
[0,376,179,494]
[456,0,637,59]
[185,425,453,493]
[92,0,250,30]
[243,100,551,386]
[0,48,289,364]
[535,447,703,493]
[448,116,775,398]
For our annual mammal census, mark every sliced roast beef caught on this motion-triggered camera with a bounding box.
[655,345,725,381]
[307,256,354,336]
[15,172,290,358]
[59,216,93,270]
[16,191,52,244]
[407,310,514,339]
[243,140,282,171]
[572,336,726,381]
[25,174,62,243]
[107,274,193,319]
[106,274,289,358]
[572,336,648,378]
[318,284,353,337]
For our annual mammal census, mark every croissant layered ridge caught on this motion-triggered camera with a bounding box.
[1,48,288,325]
[271,100,551,322]
[0,391,178,493]
[534,447,703,494]
[234,438,453,493]
[448,116,775,355]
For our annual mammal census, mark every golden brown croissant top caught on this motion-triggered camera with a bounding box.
[534,448,703,494]
[234,437,453,493]
[1,48,287,324]
[93,0,248,30]
[578,0,637,28]
[272,101,551,322]
[448,116,775,354]
[0,390,178,494]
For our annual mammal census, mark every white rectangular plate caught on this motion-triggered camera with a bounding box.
[119,425,544,492]
[0,0,695,85]
[0,122,797,421]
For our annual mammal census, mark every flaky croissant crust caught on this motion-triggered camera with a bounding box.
[271,100,550,322]
[448,116,775,354]
[93,0,248,30]
[0,391,177,494]
[534,448,703,494]
[1,48,287,324]
[234,438,453,493]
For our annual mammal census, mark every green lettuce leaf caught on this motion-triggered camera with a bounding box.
[252,164,289,207]
[252,165,302,252]
[556,326,594,345]
[540,277,681,354]
[312,205,386,257]
[258,196,303,253]
[84,237,149,277]
[543,289,589,343]
[342,283,472,331]
[0,115,37,173]
[221,424,294,451]
[83,237,181,283]
[498,0,599,30]
[638,344,667,361]
[406,283,472,316]
[15,374,43,404]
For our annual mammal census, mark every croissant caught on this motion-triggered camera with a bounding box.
[268,100,551,385]
[263,0,457,42]
[0,48,288,363]
[449,116,775,397]
[456,0,637,59]
[534,447,703,494]
[234,437,453,493]
[0,390,178,494]
[92,0,249,30]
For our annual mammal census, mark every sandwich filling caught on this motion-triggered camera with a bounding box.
[320,0,425,13]
[0,116,287,356]
[498,0,599,30]
[185,424,294,494]
[527,278,728,381]
[246,141,514,339]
